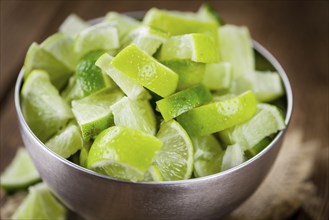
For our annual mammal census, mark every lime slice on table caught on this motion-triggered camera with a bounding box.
[87,126,163,181]
[11,183,66,220]
[111,96,156,135]
[61,75,84,103]
[21,70,73,142]
[177,90,257,136]
[252,71,284,102]
[152,120,194,181]
[192,135,224,177]
[221,144,245,171]
[76,50,114,97]
[59,14,89,37]
[121,26,168,55]
[41,32,77,70]
[156,84,212,122]
[157,33,219,63]
[74,23,119,59]
[111,44,179,97]
[203,62,232,91]
[45,122,83,159]
[96,53,150,99]
[24,43,72,90]
[219,103,286,151]
[0,148,40,191]
[71,87,124,141]
[161,60,205,90]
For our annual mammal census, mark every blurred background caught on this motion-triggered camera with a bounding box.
[1,0,328,219]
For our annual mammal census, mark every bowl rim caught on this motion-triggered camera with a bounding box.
[15,13,293,186]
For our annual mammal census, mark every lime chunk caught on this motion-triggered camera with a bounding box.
[153,120,194,181]
[111,97,156,135]
[203,62,232,91]
[24,43,72,90]
[156,84,212,122]
[61,75,83,103]
[11,183,66,220]
[74,23,119,58]
[121,26,168,55]
[177,90,257,136]
[71,87,124,141]
[252,71,284,102]
[41,33,77,70]
[221,144,245,171]
[105,12,140,39]
[79,142,92,168]
[111,44,179,97]
[143,164,163,182]
[157,33,219,63]
[246,137,272,158]
[76,50,113,97]
[45,122,83,159]
[192,135,224,177]
[0,148,40,191]
[96,53,150,99]
[87,126,163,181]
[21,70,73,142]
[219,103,286,150]
[197,3,225,25]
[59,14,89,36]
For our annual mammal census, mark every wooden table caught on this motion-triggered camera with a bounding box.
[1,1,328,219]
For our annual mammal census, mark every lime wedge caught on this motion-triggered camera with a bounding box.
[41,32,77,70]
[21,70,73,142]
[153,120,194,181]
[76,50,114,97]
[45,122,83,159]
[197,3,225,25]
[105,12,140,39]
[192,135,224,177]
[245,137,272,158]
[96,53,150,99]
[121,25,168,55]
[74,23,119,58]
[60,75,83,103]
[156,84,212,122]
[11,183,66,220]
[72,87,124,141]
[157,33,219,63]
[219,103,286,150]
[203,62,232,91]
[59,14,89,36]
[221,144,245,171]
[177,90,257,136]
[252,71,284,102]
[111,97,156,135]
[24,43,72,90]
[87,126,163,181]
[111,44,179,97]
[0,148,40,191]
[143,164,163,182]
[79,142,92,168]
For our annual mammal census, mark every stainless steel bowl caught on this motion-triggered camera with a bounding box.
[15,14,293,220]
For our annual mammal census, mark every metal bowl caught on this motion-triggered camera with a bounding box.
[15,13,293,220]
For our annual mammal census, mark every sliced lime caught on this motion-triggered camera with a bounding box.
[153,120,194,181]
[72,87,124,141]
[0,148,40,191]
[111,97,156,135]
[143,164,163,182]
[197,3,225,25]
[79,142,92,168]
[203,62,232,91]
[105,12,140,39]
[59,14,89,36]
[21,70,73,142]
[177,90,257,136]
[156,84,212,122]
[60,75,83,103]
[245,137,272,159]
[87,126,163,181]
[221,144,245,171]
[11,183,66,220]
[111,44,179,97]
[252,71,284,102]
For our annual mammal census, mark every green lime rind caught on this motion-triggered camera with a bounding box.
[11,183,67,220]
[156,84,212,122]
[71,87,124,141]
[245,137,272,159]
[0,148,40,191]
[24,43,72,90]
[177,90,257,136]
[61,75,84,103]
[221,143,245,171]
[192,135,224,177]
[203,62,232,91]
[96,53,151,99]
[153,120,194,181]
[111,97,157,135]
[143,164,163,182]
[87,126,163,181]
[79,142,92,168]
[111,44,179,97]
[21,70,73,142]
[59,14,89,37]
[219,103,286,151]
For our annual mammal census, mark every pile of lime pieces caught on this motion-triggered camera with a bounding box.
[2,4,287,219]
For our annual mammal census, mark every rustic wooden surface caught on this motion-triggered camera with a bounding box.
[0,0,328,219]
